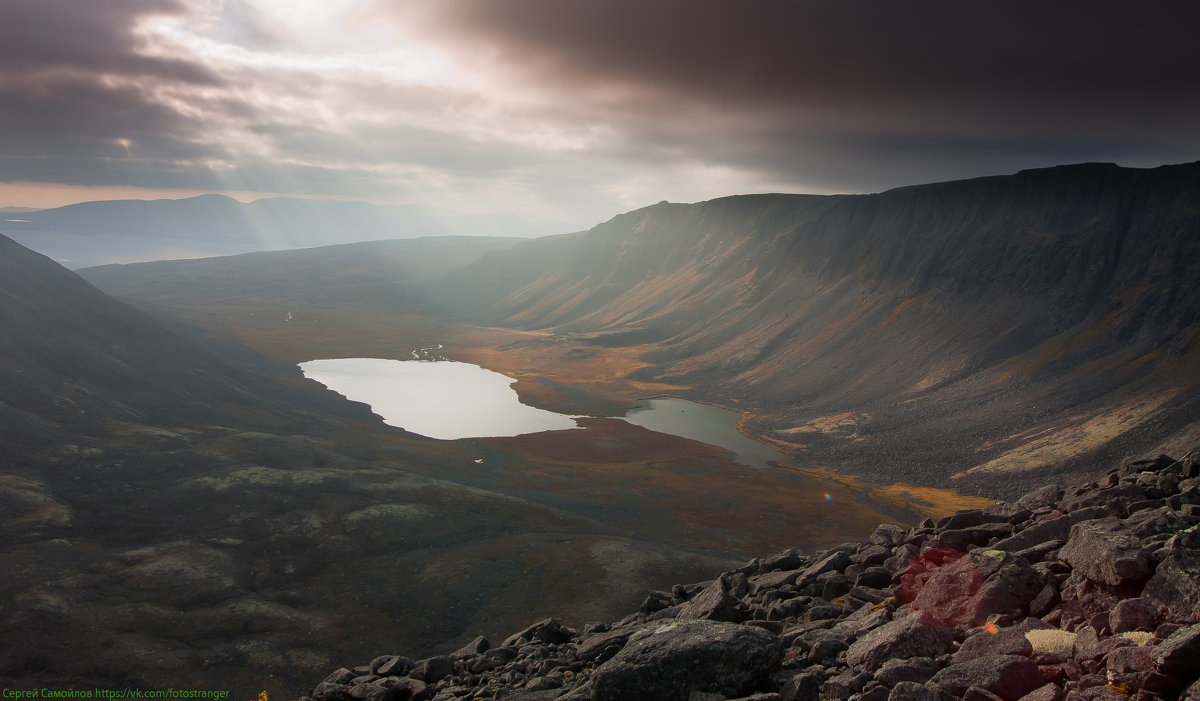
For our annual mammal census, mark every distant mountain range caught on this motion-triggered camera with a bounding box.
[1,194,566,267]
[85,161,1200,496]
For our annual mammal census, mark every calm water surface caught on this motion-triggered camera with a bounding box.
[300,357,580,439]
[300,358,783,467]
[618,397,783,467]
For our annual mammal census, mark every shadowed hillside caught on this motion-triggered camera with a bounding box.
[431,162,1200,496]
[6,235,906,695]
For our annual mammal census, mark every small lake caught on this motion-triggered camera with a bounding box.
[299,357,581,440]
[300,357,784,467]
[618,397,783,468]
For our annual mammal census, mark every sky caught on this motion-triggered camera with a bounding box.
[2,0,1199,230]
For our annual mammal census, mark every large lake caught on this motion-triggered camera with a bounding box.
[300,357,783,467]
[300,358,580,439]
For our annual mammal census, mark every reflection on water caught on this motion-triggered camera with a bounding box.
[618,397,783,468]
[299,357,580,440]
[300,358,784,466]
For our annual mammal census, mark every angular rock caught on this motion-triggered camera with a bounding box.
[1105,645,1155,691]
[1108,598,1159,633]
[410,656,452,683]
[1059,518,1151,586]
[845,614,954,672]
[870,524,907,547]
[874,657,939,686]
[930,654,1044,701]
[1152,622,1200,677]
[1121,454,1176,477]
[1018,485,1064,511]
[641,589,677,614]
[1017,684,1065,701]
[912,549,1043,627]
[591,620,782,701]
[779,670,824,701]
[502,618,575,647]
[750,569,803,595]
[957,625,1034,661]
[1125,506,1188,540]
[794,550,852,589]
[677,574,740,622]
[887,681,958,701]
[992,516,1071,554]
[1142,525,1200,623]
[822,669,872,699]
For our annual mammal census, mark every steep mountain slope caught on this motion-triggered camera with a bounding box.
[0,236,790,693]
[433,162,1200,494]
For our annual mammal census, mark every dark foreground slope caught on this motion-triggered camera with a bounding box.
[0,236,754,693]
[302,451,1200,701]
[434,162,1200,496]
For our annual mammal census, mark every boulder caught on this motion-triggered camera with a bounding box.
[677,574,740,622]
[930,654,1044,701]
[1152,622,1200,677]
[501,618,576,647]
[992,516,1071,554]
[956,625,1034,661]
[1058,518,1151,586]
[1108,598,1159,633]
[1017,485,1064,511]
[1142,525,1200,623]
[912,549,1043,627]
[591,620,782,701]
[887,681,958,701]
[874,657,939,686]
[1017,684,1065,701]
[1105,645,1155,692]
[844,614,954,672]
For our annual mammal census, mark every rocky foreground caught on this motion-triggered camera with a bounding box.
[300,452,1200,701]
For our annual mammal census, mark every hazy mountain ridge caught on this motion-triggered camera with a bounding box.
[430,162,1200,494]
[2,194,566,243]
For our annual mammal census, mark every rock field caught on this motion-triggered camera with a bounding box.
[300,451,1200,701]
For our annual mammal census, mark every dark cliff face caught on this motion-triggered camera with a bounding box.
[438,162,1200,493]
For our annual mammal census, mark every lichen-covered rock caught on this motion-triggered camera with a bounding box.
[1142,525,1200,623]
[591,620,782,701]
[1059,518,1150,586]
[845,615,954,672]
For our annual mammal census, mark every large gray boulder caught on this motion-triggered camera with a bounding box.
[590,619,782,701]
[845,614,954,672]
[1058,518,1151,586]
[930,654,1044,701]
[1142,525,1200,623]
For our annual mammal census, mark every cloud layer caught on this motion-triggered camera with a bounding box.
[3,0,1199,228]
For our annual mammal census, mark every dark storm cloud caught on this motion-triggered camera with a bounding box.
[0,0,230,187]
[399,0,1200,189]
[0,0,220,84]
